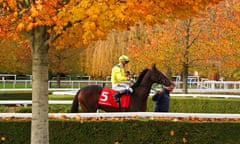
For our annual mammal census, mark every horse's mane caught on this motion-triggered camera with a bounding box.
[132,68,149,89]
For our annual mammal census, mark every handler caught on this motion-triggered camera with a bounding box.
[152,83,175,112]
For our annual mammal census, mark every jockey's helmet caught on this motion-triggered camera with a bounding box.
[119,55,129,62]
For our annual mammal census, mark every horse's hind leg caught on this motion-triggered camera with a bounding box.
[78,86,101,112]
[79,102,88,112]
[79,99,98,112]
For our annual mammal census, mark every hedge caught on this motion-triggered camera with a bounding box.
[0,120,240,144]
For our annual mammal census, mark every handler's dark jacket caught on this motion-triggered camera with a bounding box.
[152,88,170,112]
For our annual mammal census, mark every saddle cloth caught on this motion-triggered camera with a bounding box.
[98,88,130,108]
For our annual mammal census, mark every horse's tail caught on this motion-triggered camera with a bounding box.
[70,90,81,113]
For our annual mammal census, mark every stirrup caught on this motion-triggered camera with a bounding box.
[113,92,121,102]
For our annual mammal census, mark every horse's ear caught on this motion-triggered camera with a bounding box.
[151,63,157,70]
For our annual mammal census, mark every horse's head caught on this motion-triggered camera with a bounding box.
[150,64,172,86]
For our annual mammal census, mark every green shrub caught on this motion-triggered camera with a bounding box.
[49,105,71,113]
[0,120,240,144]
[15,107,32,113]
[0,106,11,112]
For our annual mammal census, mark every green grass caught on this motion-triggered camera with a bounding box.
[148,96,240,113]
[0,92,32,100]
[170,97,240,113]
[48,95,74,100]
[0,92,73,100]
[0,82,32,88]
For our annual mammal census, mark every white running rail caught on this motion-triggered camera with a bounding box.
[0,112,240,120]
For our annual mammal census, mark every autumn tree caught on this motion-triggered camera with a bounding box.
[0,39,31,74]
[48,47,82,87]
[127,0,240,93]
[85,29,136,79]
[0,0,223,143]
[173,18,205,93]
[14,40,32,74]
[0,40,18,73]
[84,23,177,78]
[128,23,178,76]
[202,0,240,80]
[127,19,203,94]
[173,0,240,92]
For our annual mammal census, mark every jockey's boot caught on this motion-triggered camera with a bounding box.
[113,92,121,102]
[113,89,132,102]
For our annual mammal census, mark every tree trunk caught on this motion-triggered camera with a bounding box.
[56,73,61,88]
[182,19,192,94]
[208,71,219,81]
[182,63,188,94]
[30,26,49,144]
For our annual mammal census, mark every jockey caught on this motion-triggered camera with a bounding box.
[111,55,133,102]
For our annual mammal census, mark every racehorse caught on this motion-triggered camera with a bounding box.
[70,64,172,112]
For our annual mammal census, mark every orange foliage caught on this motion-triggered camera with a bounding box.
[0,39,31,74]
[48,47,82,75]
[0,0,223,48]
[14,40,32,73]
[128,0,240,78]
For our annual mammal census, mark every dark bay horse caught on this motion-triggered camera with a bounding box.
[70,64,172,112]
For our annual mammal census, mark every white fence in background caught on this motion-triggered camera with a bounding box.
[0,80,240,93]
